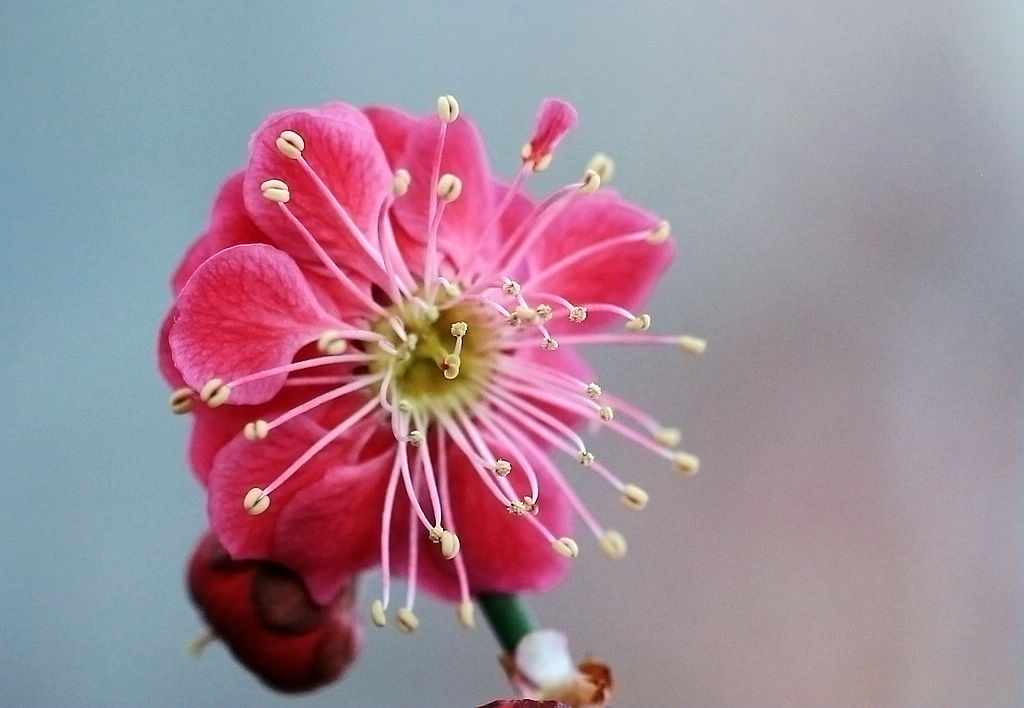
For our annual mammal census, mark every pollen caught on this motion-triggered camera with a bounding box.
[169,387,194,414]
[678,335,707,355]
[673,451,700,476]
[259,178,290,203]
[598,529,627,559]
[620,484,649,511]
[396,607,420,633]
[243,487,270,515]
[199,378,230,407]
[552,536,580,558]
[275,130,305,159]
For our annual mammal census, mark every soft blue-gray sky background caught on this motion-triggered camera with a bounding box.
[1,2,1021,707]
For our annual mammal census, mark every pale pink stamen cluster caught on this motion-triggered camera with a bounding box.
[173,95,703,630]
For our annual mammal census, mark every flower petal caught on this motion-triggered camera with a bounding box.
[244,104,392,280]
[410,441,572,600]
[526,190,675,330]
[379,111,495,273]
[170,244,335,404]
[273,450,394,605]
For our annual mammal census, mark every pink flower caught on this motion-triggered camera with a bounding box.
[162,95,702,632]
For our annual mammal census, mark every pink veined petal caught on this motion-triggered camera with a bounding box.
[526,189,676,331]
[408,440,572,600]
[244,104,393,280]
[172,171,269,294]
[381,111,495,274]
[158,308,184,387]
[208,416,332,564]
[169,244,337,404]
[273,450,394,605]
[363,104,418,166]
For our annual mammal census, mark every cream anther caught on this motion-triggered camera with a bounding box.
[507,500,527,516]
[647,220,671,244]
[437,94,460,123]
[428,525,443,543]
[540,336,559,351]
[654,427,682,447]
[243,419,269,441]
[457,600,475,628]
[259,178,290,203]
[535,304,553,321]
[521,496,536,513]
[316,329,347,354]
[620,483,649,510]
[439,277,462,297]
[243,487,270,515]
[494,458,512,477]
[678,335,707,355]
[585,382,602,400]
[370,599,387,627]
[576,450,595,466]
[442,353,461,380]
[586,152,615,182]
[407,430,425,446]
[275,130,305,159]
[396,607,420,633]
[440,529,461,559]
[552,536,580,558]
[393,168,411,196]
[599,405,614,422]
[673,451,700,475]
[398,399,413,413]
[199,378,230,407]
[568,305,588,323]
[502,280,522,297]
[437,173,463,202]
[626,313,652,331]
[579,169,601,194]
[450,321,469,337]
[169,387,194,414]
[532,152,553,172]
[599,530,628,559]
[514,305,538,324]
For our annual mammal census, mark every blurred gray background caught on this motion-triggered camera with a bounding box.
[1,2,1021,706]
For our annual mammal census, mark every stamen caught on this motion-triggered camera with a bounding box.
[586,152,615,182]
[243,487,270,515]
[673,451,700,476]
[598,529,628,559]
[436,94,460,124]
[457,600,475,628]
[440,529,461,559]
[647,220,671,244]
[396,607,420,633]
[540,336,559,351]
[598,405,614,422]
[317,329,347,354]
[576,450,595,466]
[568,305,588,323]
[654,427,682,447]
[678,335,707,355]
[552,536,580,558]
[579,169,601,194]
[585,382,602,399]
[243,419,269,441]
[625,313,652,331]
[436,173,463,202]
[392,168,411,196]
[620,483,649,510]
[502,279,521,297]
[370,598,387,628]
[169,387,194,414]
[407,430,425,446]
[199,378,230,407]
[494,458,512,477]
[259,178,289,203]
[274,130,305,160]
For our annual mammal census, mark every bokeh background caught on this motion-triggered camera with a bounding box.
[1,2,1021,706]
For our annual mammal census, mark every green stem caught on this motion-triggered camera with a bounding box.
[477,592,537,654]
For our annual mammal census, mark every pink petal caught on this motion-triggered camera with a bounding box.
[409,440,572,600]
[363,104,418,164]
[244,104,393,280]
[527,190,676,330]
[170,244,336,404]
[172,171,269,294]
[380,111,496,274]
[524,98,578,165]
[273,450,393,605]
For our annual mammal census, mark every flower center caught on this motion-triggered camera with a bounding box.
[370,296,497,415]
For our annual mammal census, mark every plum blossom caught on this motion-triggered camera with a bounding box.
[162,94,703,643]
